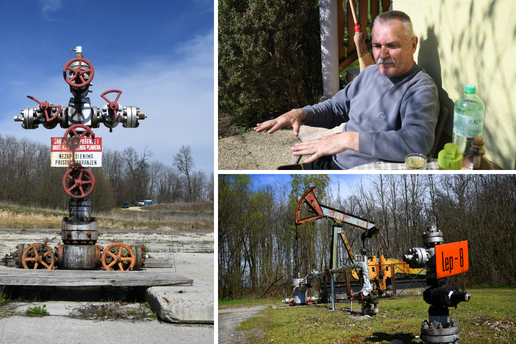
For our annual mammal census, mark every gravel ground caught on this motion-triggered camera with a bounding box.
[218,129,302,170]
[218,305,269,344]
[217,124,342,171]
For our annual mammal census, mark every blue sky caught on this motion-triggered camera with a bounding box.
[0,0,214,174]
[247,174,365,201]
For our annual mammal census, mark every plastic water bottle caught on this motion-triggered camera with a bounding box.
[452,85,485,155]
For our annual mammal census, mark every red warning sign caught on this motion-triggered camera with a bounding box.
[50,137,102,167]
[435,241,469,279]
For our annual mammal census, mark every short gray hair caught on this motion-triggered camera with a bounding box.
[373,10,414,38]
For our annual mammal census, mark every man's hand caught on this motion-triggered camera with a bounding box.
[254,109,306,136]
[291,132,359,163]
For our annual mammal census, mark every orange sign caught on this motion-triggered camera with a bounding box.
[435,241,469,279]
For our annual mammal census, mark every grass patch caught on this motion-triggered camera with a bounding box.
[70,303,156,321]
[0,292,8,306]
[25,305,50,316]
[219,298,281,310]
[232,288,516,343]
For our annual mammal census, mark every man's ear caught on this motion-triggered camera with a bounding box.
[411,36,418,53]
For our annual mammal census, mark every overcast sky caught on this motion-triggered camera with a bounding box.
[0,0,214,174]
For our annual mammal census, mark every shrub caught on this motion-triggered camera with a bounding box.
[219,0,322,128]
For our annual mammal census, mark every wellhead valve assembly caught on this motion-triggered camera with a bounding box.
[404,224,471,343]
[12,46,147,271]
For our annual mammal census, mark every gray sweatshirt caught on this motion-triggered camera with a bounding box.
[302,63,439,169]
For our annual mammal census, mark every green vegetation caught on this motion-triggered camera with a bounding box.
[219,0,322,129]
[229,288,516,343]
[145,302,158,319]
[0,292,8,306]
[25,305,50,316]
[70,303,157,320]
[219,298,281,310]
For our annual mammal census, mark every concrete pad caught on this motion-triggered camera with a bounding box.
[145,252,214,324]
[0,316,213,343]
[146,286,213,324]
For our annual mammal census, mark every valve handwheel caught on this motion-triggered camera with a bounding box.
[101,243,136,271]
[357,293,364,304]
[63,57,95,87]
[21,243,55,270]
[63,166,95,199]
[26,95,61,122]
[100,89,122,121]
[63,124,95,150]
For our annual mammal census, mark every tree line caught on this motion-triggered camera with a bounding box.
[0,134,213,211]
[218,174,516,300]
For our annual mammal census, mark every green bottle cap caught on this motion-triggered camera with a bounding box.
[465,85,476,94]
[438,143,463,170]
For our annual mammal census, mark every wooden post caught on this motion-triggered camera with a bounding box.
[391,264,397,296]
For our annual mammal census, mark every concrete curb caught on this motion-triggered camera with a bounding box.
[146,285,214,324]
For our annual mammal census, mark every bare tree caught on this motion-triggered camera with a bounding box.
[174,145,195,201]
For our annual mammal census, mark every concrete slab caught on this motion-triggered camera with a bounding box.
[146,252,214,324]
[146,285,213,324]
[0,316,213,343]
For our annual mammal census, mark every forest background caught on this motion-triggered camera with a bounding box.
[0,135,214,211]
[219,174,516,300]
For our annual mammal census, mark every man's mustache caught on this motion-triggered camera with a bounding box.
[377,57,396,65]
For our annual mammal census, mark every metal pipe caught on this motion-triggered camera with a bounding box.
[331,277,335,310]
[319,0,340,99]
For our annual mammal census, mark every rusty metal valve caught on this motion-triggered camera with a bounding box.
[101,243,136,271]
[21,243,55,270]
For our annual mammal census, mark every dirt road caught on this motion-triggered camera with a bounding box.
[218,305,271,343]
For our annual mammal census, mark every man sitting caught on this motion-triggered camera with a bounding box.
[254,10,439,170]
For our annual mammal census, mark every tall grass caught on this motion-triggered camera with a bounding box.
[0,201,214,230]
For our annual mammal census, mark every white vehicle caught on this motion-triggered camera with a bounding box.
[136,200,153,206]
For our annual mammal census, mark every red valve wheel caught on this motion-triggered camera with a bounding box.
[63,124,95,150]
[63,166,95,199]
[307,298,313,305]
[288,299,294,306]
[100,89,122,121]
[63,57,94,87]
[357,292,364,304]
[21,243,55,270]
[348,293,354,301]
[101,243,136,271]
[26,95,61,122]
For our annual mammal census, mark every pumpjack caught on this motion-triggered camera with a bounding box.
[290,186,381,314]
